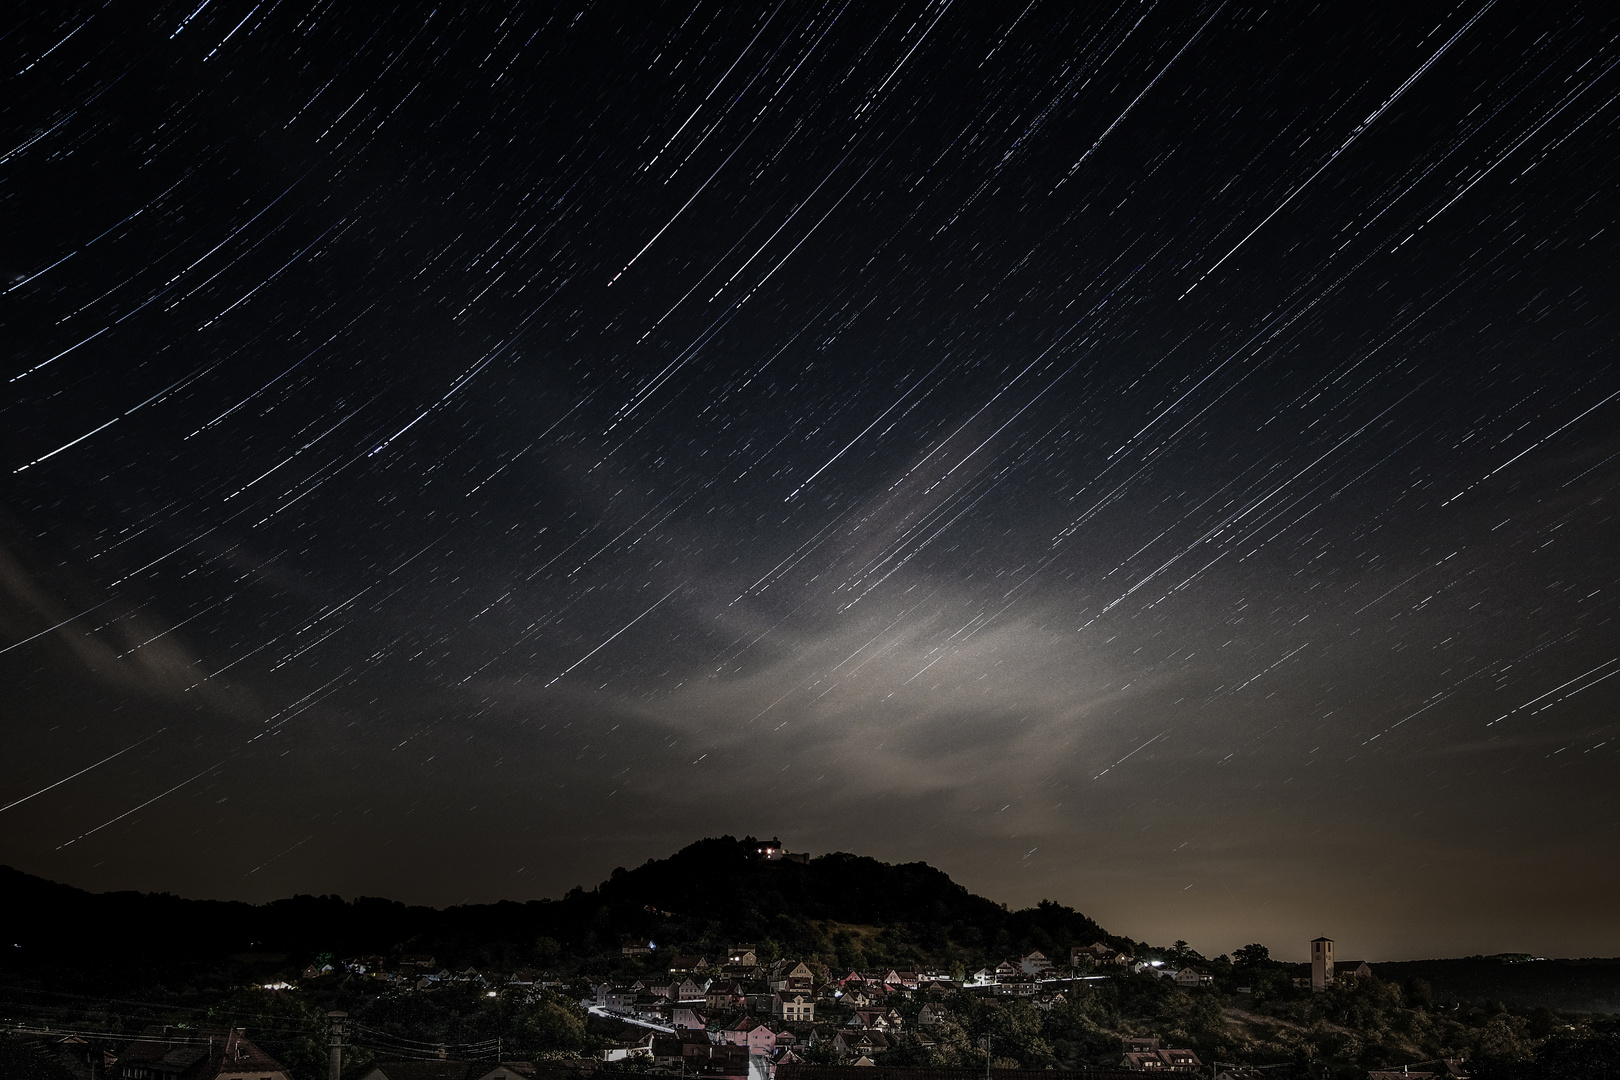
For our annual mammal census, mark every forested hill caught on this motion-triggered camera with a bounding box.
[1,836,1124,975]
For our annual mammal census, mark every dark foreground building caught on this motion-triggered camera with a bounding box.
[777,1067,1140,1080]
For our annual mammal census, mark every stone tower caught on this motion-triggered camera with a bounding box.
[1310,936,1334,991]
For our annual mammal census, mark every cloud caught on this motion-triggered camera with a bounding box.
[0,523,267,723]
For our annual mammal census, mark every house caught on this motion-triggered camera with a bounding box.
[1335,960,1374,981]
[847,1010,884,1031]
[1156,1049,1204,1072]
[1118,1038,1202,1073]
[707,981,747,1011]
[1073,942,1132,967]
[362,1062,560,1080]
[773,990,816,1022]
[399,954,438,969]
[770,961,816,992]
[753,838,806,863]
[633,995,673,1023]
[718,1018,777,1055]
[670,1032,713,1068]
[995,972,1038,996]
[651,1036,685,1069]
[359,1063,485,1080]
[36,1032,121,1080]
[669,955,710,974]
[621,941,655,956]
[685,1041,750,1078]
[471,1067,546,1080]
[1121,1049,1202,1072]
[917,1004,952,1028]
[678,976,710,1000]
[1173,968,1214,988]
[599,1031,656,1063]
[728,946,759,967]
[832,1031,891,1057]
[1019,950,1053,975]
[848,1009,902,1032]
[672,1006,707,1030]
[1366,1062,1467,1080]
[117,1027,291,1080]
[363,1064,553,1080]
[840,984,874,1009]
[647,981,678,999]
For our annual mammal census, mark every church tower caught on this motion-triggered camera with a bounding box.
[1310,937,1334,991]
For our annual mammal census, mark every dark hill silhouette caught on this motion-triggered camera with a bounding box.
[1,836,1122,978]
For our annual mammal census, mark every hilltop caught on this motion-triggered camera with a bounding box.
[0,835,1127,979]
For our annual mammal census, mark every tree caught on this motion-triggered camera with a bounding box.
[515,989,590,1054]
[1233,943,1272,968]
[946,994,1056,1068]
[1520,1019,1620,1079]
[532,936,561,965]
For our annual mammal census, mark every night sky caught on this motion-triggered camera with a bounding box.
[2,1,1617,963]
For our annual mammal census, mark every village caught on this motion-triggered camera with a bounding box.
[273,932,1386,1080]
[26,937,1417,1080]
[578,943,1206,1073]
[4,844,1496,1080]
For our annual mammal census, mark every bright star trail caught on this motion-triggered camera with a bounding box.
[1,0,1616,959]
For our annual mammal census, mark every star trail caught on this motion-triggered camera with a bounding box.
[2,0,1617,960]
